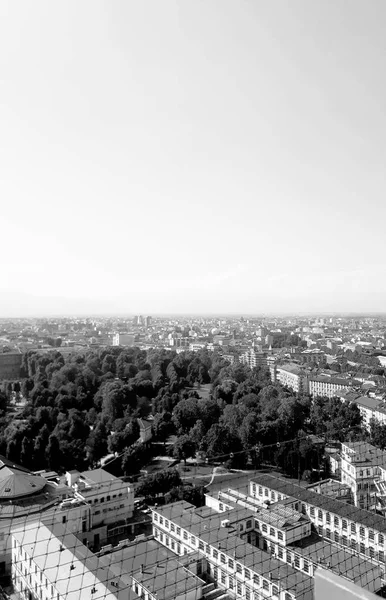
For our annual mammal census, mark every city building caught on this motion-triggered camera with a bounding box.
[353,396,386,430]
[12,522,123,600]
[112,333,136,347]
[272,364,308,394]
[239,348,269,369]
[308,376,353,399]
[0,457,135,575]
[66,468,134,532]
[251,472,386,572]
[12,522,206,600]
[340,442,386,510]
[151,475,384,600]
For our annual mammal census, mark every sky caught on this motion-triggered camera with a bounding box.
[1,0,386,317]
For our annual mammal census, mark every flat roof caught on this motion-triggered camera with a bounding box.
[290,534,383,592]
[251,474,386,534]
[12,522,124,600]
[154,502,312,598]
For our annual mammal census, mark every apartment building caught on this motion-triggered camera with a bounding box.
[151,479,384,600]
[11,522,124,600]
[340,442,386,510]
[239,349,269,369]
[12,522,205,600]
[272,364,308,394]
[152,501,312,600]
[353,396,386,429]
[251,473,386,572]
[308,376,353,399]
[112,333,135,346]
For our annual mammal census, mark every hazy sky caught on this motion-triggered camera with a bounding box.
[1,1,386,316]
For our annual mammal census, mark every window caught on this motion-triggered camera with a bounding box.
[244,568,250,580]
[191,536,196,545]
[237,582,242,595]
[342,536,348,546]
[171,540,175,550]
[170,524,175,532]
[246,587,251,600]
[278,548,284,559]
[334,516,339,527]
[334,532,339,543]
[351,523,356,534]
[264,489,268,496]
[342,519,347,530]
[303,560,309,573]
[360,543,366,554]
[100,497,104,503]
[219,503,224,511]
[369,530,374,541]
[262,579,269,591]
[262,524,267,533]
[379,551,384,562]
[246,520,252,529]
[286,552,292,564]
[379,534,384,545]
[278,531,283,540]
[294,556,300,568]
[252,484,256,495]
[183,531,188,540]
[165,520,169,528]
[360,527,365,538]
[369,547,375,559]
[310,507,315,517]
[272,585,279,598]
[62,516,66,524]
[318,525,323,536]
[271,491,275,500]
[176,527,181,535]
[270,527,275,537]
[220,554,226,564]
[153,513,158,522]
[318,510,323,520]
[253,574,259,585]
[236,563,242,574]
[326,529,331,540]
[228,558,234,569]
[326,513,331,524]
[351,540,357,551]
[221,570,226,584]
[229,577,234,590]
[106,495,110,501]
[159,517,163,525]
[212,549,218,559]
[198,541,204,550]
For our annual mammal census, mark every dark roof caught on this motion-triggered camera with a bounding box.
[251,474,386,534]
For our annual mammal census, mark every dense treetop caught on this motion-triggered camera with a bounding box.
[0,347,365,480]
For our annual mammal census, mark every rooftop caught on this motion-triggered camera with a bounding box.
[252,474,386,534]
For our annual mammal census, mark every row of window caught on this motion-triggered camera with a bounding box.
[209,563,285,600]
[314,526,385,560]
[90,493,123,504]
[13,558,60,600]
[253,485,386,547]
[153,526,295,598]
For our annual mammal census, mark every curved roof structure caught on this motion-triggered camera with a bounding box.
[0,460,46,499]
